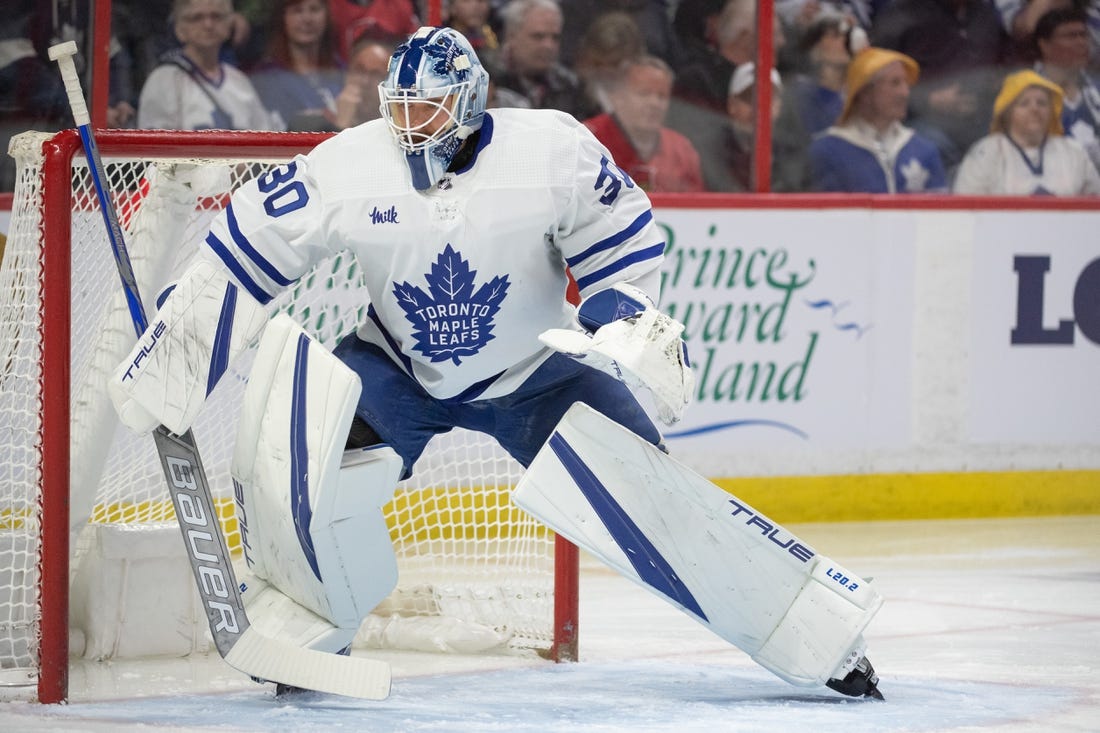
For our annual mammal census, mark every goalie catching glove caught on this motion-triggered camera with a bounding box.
[540,283,694,425]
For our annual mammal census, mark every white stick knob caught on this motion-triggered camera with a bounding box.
[48,40,90,127]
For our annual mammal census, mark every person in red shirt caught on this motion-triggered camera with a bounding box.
[584,55,704,193]
[326,0,418,62]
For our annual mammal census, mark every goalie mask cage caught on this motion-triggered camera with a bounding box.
[0,129,579,703]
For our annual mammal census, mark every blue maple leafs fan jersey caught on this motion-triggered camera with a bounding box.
[199,108,666,401]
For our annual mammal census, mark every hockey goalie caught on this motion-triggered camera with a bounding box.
[109,26,884,699]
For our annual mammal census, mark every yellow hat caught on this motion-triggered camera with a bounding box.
[839,47,920,124]
[990,69,1064,135]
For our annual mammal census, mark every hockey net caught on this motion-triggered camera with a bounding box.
[0,129,578,702]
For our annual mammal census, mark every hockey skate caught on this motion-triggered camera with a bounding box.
[274,682,312,698]
[248,675,309,698]
[826,656,885,700]
[260,643,354,698]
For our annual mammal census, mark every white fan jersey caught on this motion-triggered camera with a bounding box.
[200,108,666,401]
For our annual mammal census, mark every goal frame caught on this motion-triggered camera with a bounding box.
[29,128,579,704]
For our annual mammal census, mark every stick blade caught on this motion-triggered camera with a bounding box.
[224,628,391,700]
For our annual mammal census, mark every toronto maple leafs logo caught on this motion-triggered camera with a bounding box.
[425,35,471,81]
[899,157,931,192]
[393,244,509,364]
[394,34,471,84]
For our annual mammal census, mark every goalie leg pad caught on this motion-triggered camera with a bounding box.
[513,403,883,688]
[109,258,269,434]
[232,315,400,650]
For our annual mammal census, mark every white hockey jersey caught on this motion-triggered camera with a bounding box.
[201,109,666,401]
[137,60,280,132]
[953,133,1100,196]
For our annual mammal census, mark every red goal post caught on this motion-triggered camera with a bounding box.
[0,128,578,703]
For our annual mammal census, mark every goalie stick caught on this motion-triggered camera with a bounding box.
[48,41,390,700]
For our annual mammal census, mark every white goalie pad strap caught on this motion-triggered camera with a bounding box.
[513,403,883,688]
[108,258,268,434]
[232,314,401,635]
[240,576,359,654]
[540,298,694,426]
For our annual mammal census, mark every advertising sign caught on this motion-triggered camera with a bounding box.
[655,208,915,472]
[969,211,1100,444]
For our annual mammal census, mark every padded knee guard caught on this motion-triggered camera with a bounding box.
[232,315,401,651]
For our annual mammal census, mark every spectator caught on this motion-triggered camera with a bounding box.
[994,0,1100,67]
[809,47,947,192]
[250,0,344,132]
[667,0,789,191]
[720,62,809,191]
[445,0,501,62]
[571,11,648,120]
[1033,7,1100,173]
[493,0,585,117]
[870,0,1010,175]
[671,0,727,80]
[1,2,69,123]
[0,1,71,190]
[333,34,396,128]
[109,0,159,89]
[327,0,420,63]
[954,69,1100,194]
[137,0,279,130]
[584,55,705,192]
[560,0,683,70]
[482,55,534,109]
[18,0,137,127]
[115,0,255,85]
[776,0,882,36]
[784,10,857,138]
[674,0,758,112]
[42,0,142,127]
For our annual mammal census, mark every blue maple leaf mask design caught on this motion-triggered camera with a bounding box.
[425,37,471,81]
[393,244,510,365]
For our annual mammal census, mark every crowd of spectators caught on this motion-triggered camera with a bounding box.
[3,0,1100,196]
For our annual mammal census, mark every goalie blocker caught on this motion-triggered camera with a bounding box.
[108,257,269,435]
[514,403,884,699]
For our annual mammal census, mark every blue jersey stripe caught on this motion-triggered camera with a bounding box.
[548,432,708,621]
[367,304,416,376]
[290,334,322,581]
[203,232,273,305]
[566,210,654,268]
[206,284,236,396]
[225,203,294,287]
[440,369,506,404]
[574,242,665,292]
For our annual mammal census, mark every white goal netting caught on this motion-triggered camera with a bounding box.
[0,130,567,695]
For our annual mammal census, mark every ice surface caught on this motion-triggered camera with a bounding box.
[2,516,1097,732]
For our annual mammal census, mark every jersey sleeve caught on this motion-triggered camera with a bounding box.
[809,136,848,192]
[555,122,667,304]
[200,154,335,304]
[952,137,998,194]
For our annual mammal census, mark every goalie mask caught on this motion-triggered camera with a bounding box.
[380,27,490,190]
